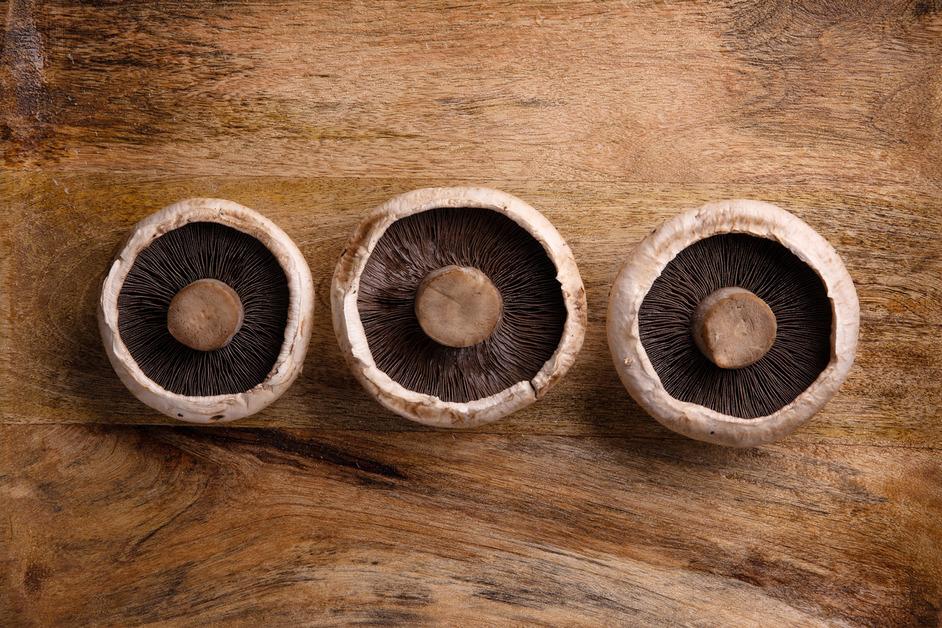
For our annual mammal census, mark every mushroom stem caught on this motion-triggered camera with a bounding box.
[167,278,244,352]
[692,287,777,369]
[414,265,503,348]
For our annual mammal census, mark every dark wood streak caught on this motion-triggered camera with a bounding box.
[0,0,49,163]
[184,427,408,481]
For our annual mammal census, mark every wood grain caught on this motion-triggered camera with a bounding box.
[2,1,941,186]
[2,425,940,626]
[2,0,941,625]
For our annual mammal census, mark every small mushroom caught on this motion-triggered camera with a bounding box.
[332,187,587,428]
[608,199,859,447]
[99,198,315,423]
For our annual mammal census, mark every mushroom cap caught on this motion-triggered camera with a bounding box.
[99,198,315,423]
[608,199,859,447]
[332,187,587,428]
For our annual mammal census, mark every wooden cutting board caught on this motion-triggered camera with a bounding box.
[2,1,940,625]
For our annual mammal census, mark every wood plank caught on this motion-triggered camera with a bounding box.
[1,173,940,449]
[2,1,940,185]
[1,424,939,625]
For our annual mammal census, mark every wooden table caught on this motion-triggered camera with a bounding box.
[2,1,941,625]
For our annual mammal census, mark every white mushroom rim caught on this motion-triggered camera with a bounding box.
[608,199,859,447]
[332,187,587,428]
[99,198,315,423]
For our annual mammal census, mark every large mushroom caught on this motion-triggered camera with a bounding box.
[608,199,859,447]
[333,187,587,427]
[99,198,314,423]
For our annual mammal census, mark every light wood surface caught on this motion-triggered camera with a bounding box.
[2,0,941,625]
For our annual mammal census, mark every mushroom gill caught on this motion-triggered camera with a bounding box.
[356,206,567,402]
[638,233,832,419]
[117,221,289,396]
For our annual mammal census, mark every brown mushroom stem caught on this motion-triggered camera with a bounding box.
[167,278,245,352]
[692,287,776,369]
[414,265,502,348]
